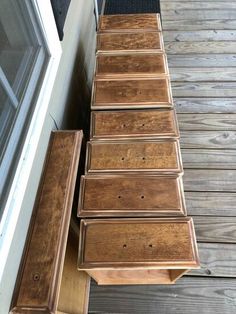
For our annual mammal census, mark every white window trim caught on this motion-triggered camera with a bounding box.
[0,0,62,281]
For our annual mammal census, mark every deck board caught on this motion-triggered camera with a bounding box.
[89,1,236,312]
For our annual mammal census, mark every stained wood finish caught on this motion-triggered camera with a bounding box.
[97,32,164,53]
[86,140,183,174]
[78,175,186,217]
[11,131,83,314]
[78,218,199,284]
[92,78,173,110]
[91,109,179,140]
[95,53,169,78]
[99,14,162,33]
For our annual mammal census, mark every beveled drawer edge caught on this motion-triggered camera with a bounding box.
[85,139,183,175]
[77,174,186,218]
[78,217,200,270]
[90,109,180,140]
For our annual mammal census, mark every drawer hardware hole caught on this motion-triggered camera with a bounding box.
[149,244,153,248]
[123,244,127,248]
[122,124,126,128]
[142,157,145,160]
[121,157,125,161]
[142,124,145,127]
[118,195,122,199]
[141,195,145,199]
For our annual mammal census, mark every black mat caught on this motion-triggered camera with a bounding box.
[104,0,160,15]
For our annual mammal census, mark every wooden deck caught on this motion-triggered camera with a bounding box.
[89,2,236,313]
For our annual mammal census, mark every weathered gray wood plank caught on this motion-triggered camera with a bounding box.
[163,2,236,10]
[184,169,236,192]
[186,192,236,216]
[163,30,236,42]
[170,67,236,82]
[162,19,236,30]
[178,114,236,130]
[182,149,236,169]
[165,42,236,54]
[162,9,236,20]
[167,54,236,68]
[89,278,236,314]
[189,243,236,277]
[174,98,236,113]
[193,217,236,243]
[172,82,236,97]
[180,131,236,149]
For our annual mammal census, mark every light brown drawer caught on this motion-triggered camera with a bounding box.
[78,175,186,217]
[97,32,164,53]
[95,53,168,78]
[90,109,179,140]
[91,78,173,110]
[78,218,200,285]
[98,13,162,33]
[85,140,183,174]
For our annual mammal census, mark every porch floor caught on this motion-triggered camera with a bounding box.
[89,1,236,313]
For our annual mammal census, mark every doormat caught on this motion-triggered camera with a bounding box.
[104,0,160,15]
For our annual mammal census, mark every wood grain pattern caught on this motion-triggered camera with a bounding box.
[162,9,236,20]
[78,175,186,217]
[95,53,169,78]
[186,192,236,217]
[172,82,236,97]
[179,114,236,131]
[97,32,164,53]
[92,78,173,109]
[163,2,236,10]
[190,243,236,278]
[193,217,236,243]
[170,67,236,82]
[164,30,236,42]
[182,149,236,169]
[91,109,179,140]
[167,54,236,68]
[78,218,199,268]
[175,98,236,114]
[180,131,236,149]
[57,229,90,314]
[184,169,236,192]
[165,41,236,54]
[163,19,236,30]
[99,14,161,32]
[11,131,83,313]
[89,277,236,314]
[86,140,183,174]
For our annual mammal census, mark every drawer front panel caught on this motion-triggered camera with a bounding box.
[86,140,182,174]
[92,78,173,109]
[97,32,163,53]
[78,175,186,217]
[78,218,199,269]
[91,109,179,140]
[99,14,161,33]
[96,53,168,78]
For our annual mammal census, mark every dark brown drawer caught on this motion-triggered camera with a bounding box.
[91,78,173,110]
[90,109,179,140]
[98,13,162,33]
[78,175,186,217]
[97,32,164,53]
[85,140,183,174]
[95,53,168,78]
[78,218,200,285]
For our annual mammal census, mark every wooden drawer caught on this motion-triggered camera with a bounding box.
[78,218,200,285]
[78,175,186,217]
[10,131,90,314]
[95,53,169,78]
[97,32,164,53]
[85,140,183,175]
[98,13,162,33]
[90,109,179,140]
[91,78,173,110]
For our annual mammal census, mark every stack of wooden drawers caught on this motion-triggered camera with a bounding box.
[78,14,200,285]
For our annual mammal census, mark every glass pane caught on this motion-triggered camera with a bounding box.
[0,83,16,157]
[0,0,42,101]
